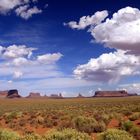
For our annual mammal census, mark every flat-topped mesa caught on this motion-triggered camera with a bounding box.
[129,93,138,96]
[7,89,21,98]
[49,93,63,99]
[27,92,42,98]
[0,90,21,98]
[94,90,128,97]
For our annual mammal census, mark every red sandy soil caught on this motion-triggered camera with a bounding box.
[92,119,120,140]
[107,119,119,129]
[0,115,140,140]
[23,124,50,135]
[0,122,50,136]
[0,117,50,135]
[134,119,140,127]
[92,133,97,140]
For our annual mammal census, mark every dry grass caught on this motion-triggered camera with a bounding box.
[0,96,140,139]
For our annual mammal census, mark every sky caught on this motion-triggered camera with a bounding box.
[0,0,140,97]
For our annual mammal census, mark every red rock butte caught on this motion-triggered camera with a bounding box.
[27,92,42,98]
[94,90,128,97]
[0,89,21,98]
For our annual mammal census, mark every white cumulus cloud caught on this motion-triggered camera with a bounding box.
[12,57,29,66]
[1,45,36,59]
[67,6,140,55]
[37,53,63,64]
[15,5,42,20]
[66,6,140,83]
[74,50,140,83]
[0,44,63,80]
[0,46,5,55]
[0,0,29,14]
[119,83,140,94]
[65,10,108,30]
[92,7,140,54]
[13,71,23,79]
[0,0,43,19]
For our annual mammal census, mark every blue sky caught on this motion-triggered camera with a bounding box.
[0,0,140,96]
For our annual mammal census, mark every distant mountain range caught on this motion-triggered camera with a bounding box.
[0,89,138,99]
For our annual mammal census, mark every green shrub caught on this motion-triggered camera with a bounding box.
[44,128,92,140]
[5,112,23,123]
[0,129,20,140]
[123,110,133,116]
[130,125,140,136]
[101,114,111,125]
[94,121,107,132]
[35,116,44,124]
[58,120,73,129]
[97,129,135,140]
[121,120,134,131]
[94,113,103,121]
[8,122,16,129]
[44,118,53,128]
[111,113,122,121]
[129,113,140,121]
[21,133,42,140]
[73,116,97,133]
[19,119,26,127]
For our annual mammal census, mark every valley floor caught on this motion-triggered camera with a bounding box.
[0,97,140,140]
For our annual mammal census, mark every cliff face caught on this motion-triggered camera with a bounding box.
[50,93,63,99]
[7,90,21,98]
[0,91,8,98]
[94,90,128,97]
[27,93,42,98]
[0,90,21,98]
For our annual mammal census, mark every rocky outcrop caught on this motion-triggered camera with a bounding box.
[49,93,63,99]
[0,91,8,98]
[77,93,85,98]
[128,93,138,96]
[27,92,42,98]
[94,90,128,97]
[0,90,21,98]
[7,89,21,98]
